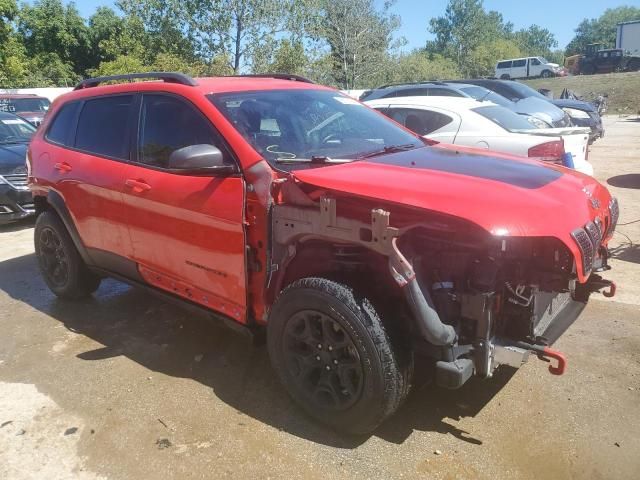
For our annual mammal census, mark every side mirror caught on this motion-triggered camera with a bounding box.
[167,144,236,175]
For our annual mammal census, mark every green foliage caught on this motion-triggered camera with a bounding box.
[513,25,558,57]
[311,0,402,89]
[378,51,460,84]
[17,0,92,73]
[468,38,521,77]
[427,0,515,77]
[566,6,640,55]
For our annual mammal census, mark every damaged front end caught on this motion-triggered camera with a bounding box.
[272,195,617,389]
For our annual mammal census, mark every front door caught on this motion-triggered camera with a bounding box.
[121,93,247,321]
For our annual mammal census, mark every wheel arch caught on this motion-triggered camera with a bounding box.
[37,190,92,265]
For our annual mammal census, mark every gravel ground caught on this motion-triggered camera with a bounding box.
[1,116,639,480]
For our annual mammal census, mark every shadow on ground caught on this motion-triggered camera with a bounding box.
[0,217,35,233]
[0,253,514,448]
[607,174,640,189]
[609,242,640,265]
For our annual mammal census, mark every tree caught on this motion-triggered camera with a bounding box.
[117,0,196,61]
[426,0,513,77]
[377,51,460,85]
[513,25,558,57]
[310,0,401,89]
[566,6,640,55]
[184,0,303,73]
[17,0,92,75]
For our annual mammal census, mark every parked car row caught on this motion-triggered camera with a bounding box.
[0,112,36,224]
[359,78,601,174]
[0,93,51,126]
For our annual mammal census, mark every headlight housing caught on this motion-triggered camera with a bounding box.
[527,116,551,128]
[563,107,590,119]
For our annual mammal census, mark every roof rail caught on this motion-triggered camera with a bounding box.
[374,80,446,90]
[74,72,198,90]
[224,73,315,83]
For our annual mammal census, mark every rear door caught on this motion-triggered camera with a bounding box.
[121,93,248,321]
[44,94,135,259]
[510,59,527,78]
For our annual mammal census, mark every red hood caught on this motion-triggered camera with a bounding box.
[291,146,613,281]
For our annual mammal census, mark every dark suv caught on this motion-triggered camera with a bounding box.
[28,72,617,434]
[0,111,36,224]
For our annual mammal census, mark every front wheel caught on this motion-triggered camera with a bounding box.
[541,69,552,78]
[267,277,413,434]
[34,211,102,299]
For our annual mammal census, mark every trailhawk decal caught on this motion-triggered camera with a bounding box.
[366,148,563,189]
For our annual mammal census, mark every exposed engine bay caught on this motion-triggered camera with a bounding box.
[271,195,616,389]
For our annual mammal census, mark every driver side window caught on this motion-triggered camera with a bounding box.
[138,94,231,168]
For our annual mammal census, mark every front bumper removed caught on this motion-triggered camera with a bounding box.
[432,274,616,389]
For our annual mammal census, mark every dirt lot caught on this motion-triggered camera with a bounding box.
[1,116,639,480]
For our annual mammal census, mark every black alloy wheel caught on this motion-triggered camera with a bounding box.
[283,309,364,411]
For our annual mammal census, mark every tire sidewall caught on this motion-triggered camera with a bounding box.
[34,211,86,298]
[267,280,392,433]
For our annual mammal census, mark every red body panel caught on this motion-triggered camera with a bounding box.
[120,164,247,319]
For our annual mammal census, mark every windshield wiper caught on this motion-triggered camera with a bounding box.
[274,155,353,164]
[359,143,418,159]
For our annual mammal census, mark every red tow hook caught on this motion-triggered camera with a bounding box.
[603,281,617,298]
[539,347,567,375]
[515,342,567,375]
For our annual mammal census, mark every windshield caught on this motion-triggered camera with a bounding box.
[0,97,50,114]
[538,57,549,64]
[472,105,539,132]
[460,86,512,108]
[208,89,423,169]
[0,116,36,144]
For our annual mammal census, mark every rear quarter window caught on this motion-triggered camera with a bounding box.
[497,61,512,69]
[74,95,133,160]
[46,101,81,146]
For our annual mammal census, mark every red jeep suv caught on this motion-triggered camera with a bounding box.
[28,72,618,434]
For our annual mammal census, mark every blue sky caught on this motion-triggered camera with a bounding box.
[72,0,640,50]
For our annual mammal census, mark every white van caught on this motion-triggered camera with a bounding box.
[495,57,562,79]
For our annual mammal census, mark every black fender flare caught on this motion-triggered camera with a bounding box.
[44,190,93,266]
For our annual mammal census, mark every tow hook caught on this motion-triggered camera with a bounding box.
[589,275,616,298]
[515,342,567,375]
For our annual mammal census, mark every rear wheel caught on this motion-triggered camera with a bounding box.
[267,277,413,434]
[500,74,510,80]
[34,211,101,299]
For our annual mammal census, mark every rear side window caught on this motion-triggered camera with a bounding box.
[472,105,535,131]
[512,59,526,67]
[385,108,454,136]
[75,95,133,159]
[138,94,231,168]
[427,88,463,97]
[497,61,512,69]
[46,102,80,146]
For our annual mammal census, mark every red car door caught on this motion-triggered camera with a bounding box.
[45,94,135,259]
[121,93,247,322]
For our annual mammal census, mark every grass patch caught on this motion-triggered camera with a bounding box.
[523,72,640,114]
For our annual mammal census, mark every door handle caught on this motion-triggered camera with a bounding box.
[54,162,72,172]
[125,178,151,193]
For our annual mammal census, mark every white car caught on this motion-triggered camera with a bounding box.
[495,56,562,79]
[365,97,593,176]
